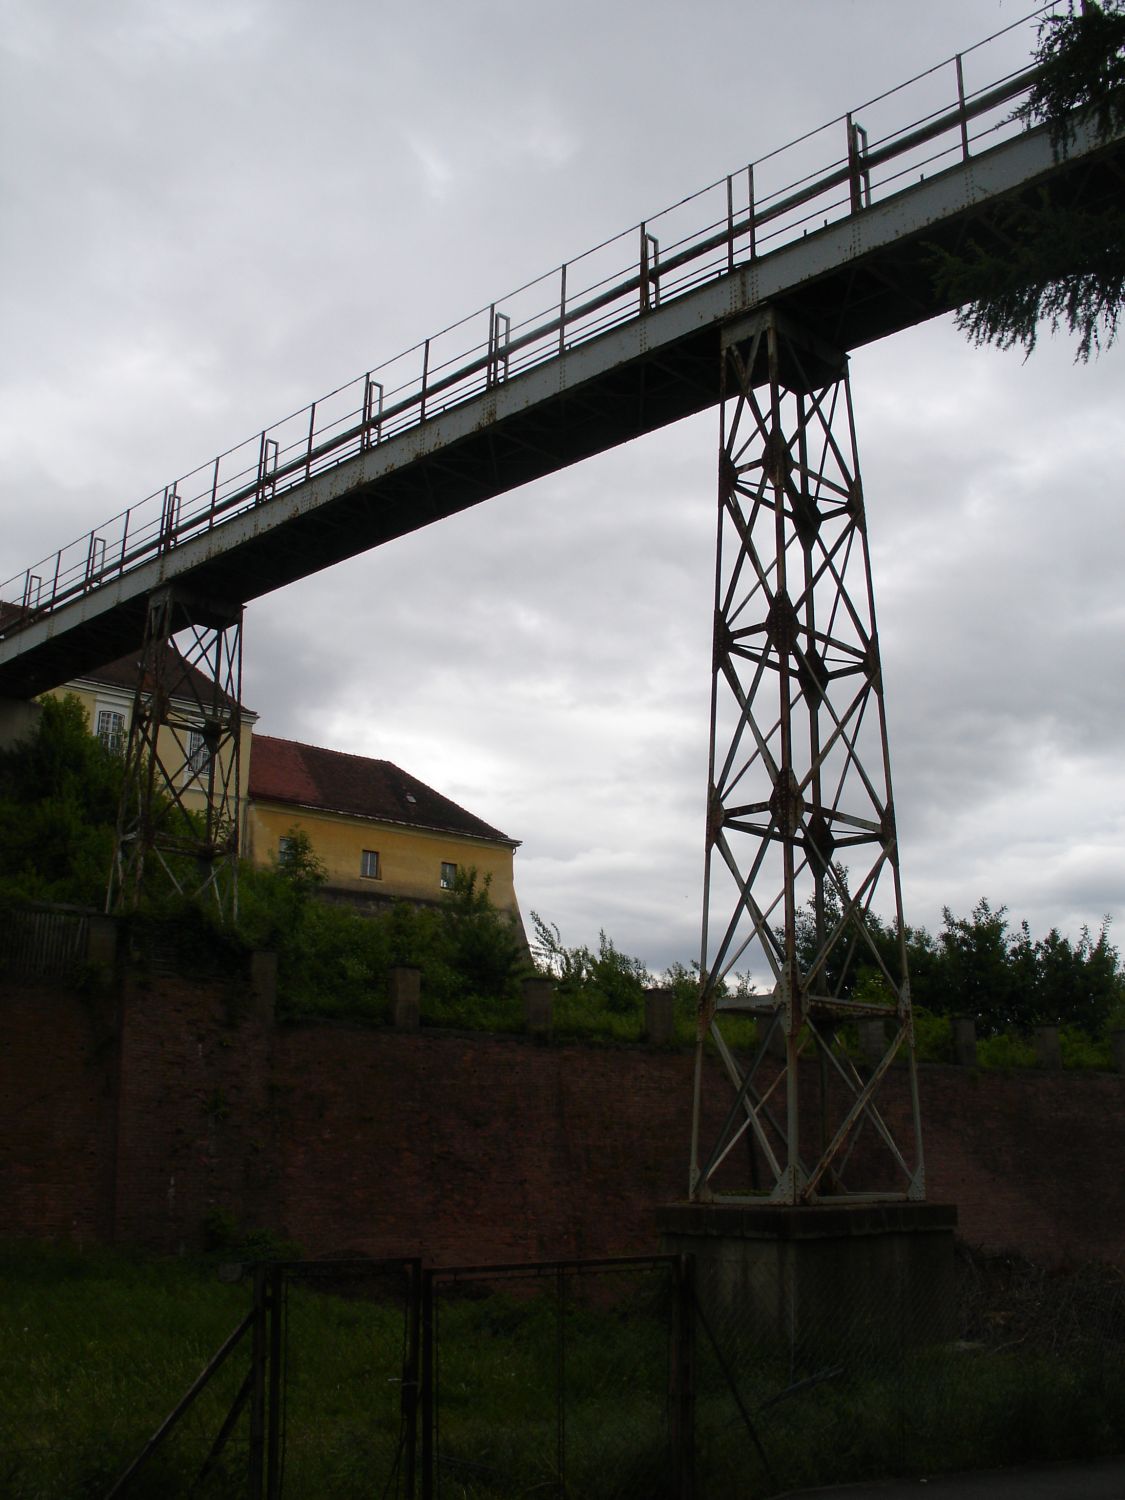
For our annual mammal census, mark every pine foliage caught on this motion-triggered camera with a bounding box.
[936,1,1125,360]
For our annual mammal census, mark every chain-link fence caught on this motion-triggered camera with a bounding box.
[89,1258,421,1500]
[423,1256,691,1500]
[6,1244,1121,1498]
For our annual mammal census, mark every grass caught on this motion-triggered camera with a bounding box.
[4,1242,1123,1498]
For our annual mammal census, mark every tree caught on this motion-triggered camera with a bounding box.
[0,695,124,905]
[934,1,1125,360]
[530,912,652,1014]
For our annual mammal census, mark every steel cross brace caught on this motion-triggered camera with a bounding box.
[690,308,924,1206]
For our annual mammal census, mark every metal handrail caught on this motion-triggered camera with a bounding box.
[0,6,1060,640]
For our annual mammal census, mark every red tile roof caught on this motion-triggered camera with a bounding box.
[248,735,518,847]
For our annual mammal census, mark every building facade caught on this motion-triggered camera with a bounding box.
[246,734,522,922]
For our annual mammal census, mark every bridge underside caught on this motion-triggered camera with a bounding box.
[2,121,1123,700]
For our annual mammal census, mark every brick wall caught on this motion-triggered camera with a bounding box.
[0,980,116,1242]
[2,972,1122,1267]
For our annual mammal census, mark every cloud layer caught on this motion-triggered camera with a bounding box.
[3,0,1122,976]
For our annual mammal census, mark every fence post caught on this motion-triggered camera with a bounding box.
[266,1265,284,1498]
[421,1269,435,1500]
[248,1265,268,1498]
[671,1254,696,1499]
[403,1260,423,1500]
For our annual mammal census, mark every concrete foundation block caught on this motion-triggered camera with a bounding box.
[389,966,421,1030]
[952,1016,977,1067]
[644,987,674,1046]
[1035,1024,1061,1070]
[658,1200,959,1362]
[523,977,554,1037]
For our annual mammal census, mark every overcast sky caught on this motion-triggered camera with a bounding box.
[2,0,1122,978]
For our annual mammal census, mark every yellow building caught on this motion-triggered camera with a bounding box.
[44,649,256,821]
[246,734,523,923]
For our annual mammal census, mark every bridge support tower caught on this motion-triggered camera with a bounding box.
[665,308,953,1365]
[689,307,924,1207]
[108,587,244,922]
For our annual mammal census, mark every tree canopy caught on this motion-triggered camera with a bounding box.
[0,695,123,906]
[935,0,1125,360]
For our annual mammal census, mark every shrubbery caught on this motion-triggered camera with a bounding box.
[0,695,122,906]
[237,841,529,1028]
[2,699,1123,1061]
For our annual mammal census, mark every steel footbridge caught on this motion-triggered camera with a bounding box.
[2,13,1122,697]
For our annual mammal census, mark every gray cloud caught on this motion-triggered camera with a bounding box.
[3,0,1122,977]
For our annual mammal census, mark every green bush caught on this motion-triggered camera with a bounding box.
[236,855,527,1027]
[0,695,122,906]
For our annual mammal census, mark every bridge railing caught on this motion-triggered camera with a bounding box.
[0,5,1060,640]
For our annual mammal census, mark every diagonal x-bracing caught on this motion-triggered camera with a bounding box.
[691,309,924,1206]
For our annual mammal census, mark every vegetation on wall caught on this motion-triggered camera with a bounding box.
[2,702,1123,1062]
[236,839,529,1028]
[792,879,1124,1040]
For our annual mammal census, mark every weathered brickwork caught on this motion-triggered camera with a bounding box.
[2,973,1122,1267]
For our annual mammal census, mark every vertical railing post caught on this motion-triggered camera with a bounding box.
[847,115,871,211]
[364,374,385,450]
[726,175,735,272]
[209,456,221,527]
[305,402,317,478]
[487,302,497,386]
[558,263,567,356]
[420,339,431,421]
[640,228,660,311]
[955,54,970,161]
[747,164,757,260]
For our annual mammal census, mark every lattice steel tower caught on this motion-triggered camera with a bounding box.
[108,586,244,921]
[690,309,924,1206]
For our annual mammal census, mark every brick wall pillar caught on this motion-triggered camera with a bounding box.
[389,966,421,1030]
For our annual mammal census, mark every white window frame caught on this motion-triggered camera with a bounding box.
[95,706,126,755]
[183,727,209,785]
[361,849,381,880]
[440,861,457,890]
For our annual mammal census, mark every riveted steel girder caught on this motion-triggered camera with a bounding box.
[690,309,924,1206]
